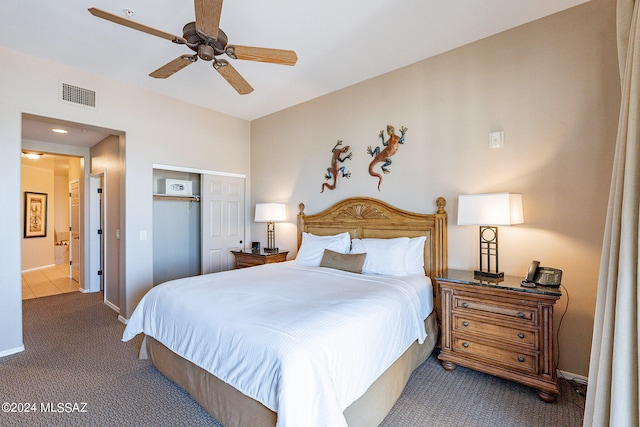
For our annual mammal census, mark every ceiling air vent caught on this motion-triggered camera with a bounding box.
[60,83,96,108]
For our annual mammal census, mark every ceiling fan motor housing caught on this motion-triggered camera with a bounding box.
[183,22,228,61]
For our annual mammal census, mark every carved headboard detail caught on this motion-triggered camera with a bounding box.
[297,197,448,280]
[335,204,387,221]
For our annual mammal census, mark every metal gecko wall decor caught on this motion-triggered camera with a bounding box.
[367,125,407,191]
[321,140,352,193]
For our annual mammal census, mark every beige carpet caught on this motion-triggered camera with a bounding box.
[0,292,584,426]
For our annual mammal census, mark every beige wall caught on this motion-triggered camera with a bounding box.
[91,135,121,309]
[251,0,619,377]
[21,159,55,270]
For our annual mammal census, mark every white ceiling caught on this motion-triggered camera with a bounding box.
[22,117,115,148]
[4,0,589,145]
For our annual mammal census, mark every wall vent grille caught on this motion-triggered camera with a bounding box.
[60,83,96,108]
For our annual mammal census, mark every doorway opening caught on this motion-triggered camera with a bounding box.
[21,113,123,311]
[21,153,83,299]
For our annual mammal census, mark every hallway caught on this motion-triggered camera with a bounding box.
[22,264,79,300]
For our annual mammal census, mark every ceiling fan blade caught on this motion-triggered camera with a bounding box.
[213,59,254,95]
[89,8,186,44]
[226,45,298,66]
[150,55,197,79]
[194,0,223,39]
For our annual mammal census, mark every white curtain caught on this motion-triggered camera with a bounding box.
[583,1,640,426]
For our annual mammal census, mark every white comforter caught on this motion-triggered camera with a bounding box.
[122,262,431,427]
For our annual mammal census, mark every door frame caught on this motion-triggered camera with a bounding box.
[68,178,81,283]
[89,172,105,295]
[21,116,123,304]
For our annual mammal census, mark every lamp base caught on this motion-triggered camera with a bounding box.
[474,270,504,281]
[263,247,279,253]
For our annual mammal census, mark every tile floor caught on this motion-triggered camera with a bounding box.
[22,264,79,300]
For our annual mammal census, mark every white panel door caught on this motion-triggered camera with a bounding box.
[201,175,245,273]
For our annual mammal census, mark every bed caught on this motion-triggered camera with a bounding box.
[123,196,448,427]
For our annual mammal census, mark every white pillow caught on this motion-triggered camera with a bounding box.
[405,236,426,275]
[350,237,410,276]
[295,232,351,267]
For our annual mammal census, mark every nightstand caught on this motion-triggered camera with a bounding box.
[230,250,289,268]
[436,269,562,402]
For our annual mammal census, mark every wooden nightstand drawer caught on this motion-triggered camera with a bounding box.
[231,251,289,268]
[453,293,537,324]
[453,315,538,349]
[451,336,538,374]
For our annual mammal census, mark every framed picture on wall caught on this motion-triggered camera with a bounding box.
[24,191,48,238]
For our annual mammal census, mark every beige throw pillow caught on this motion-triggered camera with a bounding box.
[319,249,366,274]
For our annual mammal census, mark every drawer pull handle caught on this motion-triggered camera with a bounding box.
[518,332,525,339]
[517,312,525,319]
[462,302,469,308]
[462,321,469,327]
[462,342,469,348]
[518,356,525,362]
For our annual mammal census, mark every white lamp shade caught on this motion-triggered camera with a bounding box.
[255,203,286,222]
[457,193,524,226]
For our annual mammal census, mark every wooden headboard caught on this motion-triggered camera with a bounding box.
[297,197,448,280]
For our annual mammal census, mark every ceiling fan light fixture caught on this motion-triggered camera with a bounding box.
[198,44,215,61]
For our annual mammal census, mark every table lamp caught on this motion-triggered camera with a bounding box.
[255,203,286,253]
[457,193,524,279]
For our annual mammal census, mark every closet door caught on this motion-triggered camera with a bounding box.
[201,175,245,273]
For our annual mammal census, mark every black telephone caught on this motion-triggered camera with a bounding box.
[522,260,562,288]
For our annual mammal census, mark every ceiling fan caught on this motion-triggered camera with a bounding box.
[88,0,297,95]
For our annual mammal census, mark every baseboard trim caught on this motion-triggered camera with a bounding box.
[558,369,588,385]
[0,344,25,358]
[104,299,120,314]
[117,315,128,325]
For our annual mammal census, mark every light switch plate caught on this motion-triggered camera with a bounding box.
[489,131,504,148]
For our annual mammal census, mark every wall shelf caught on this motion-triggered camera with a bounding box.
[153,194,200,202]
